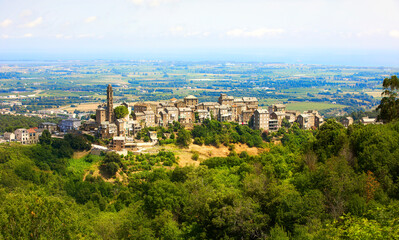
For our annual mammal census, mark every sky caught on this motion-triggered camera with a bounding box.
[1,0,399,66]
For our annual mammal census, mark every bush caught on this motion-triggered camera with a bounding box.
[193,137,204,146]
[191,152,199,161]
[102,162,119,176]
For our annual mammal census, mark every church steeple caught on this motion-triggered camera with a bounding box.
[106,84,114,123]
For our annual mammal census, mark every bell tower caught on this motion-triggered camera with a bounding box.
[106,84,114,123]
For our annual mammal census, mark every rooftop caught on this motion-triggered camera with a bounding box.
[185,95,198,99]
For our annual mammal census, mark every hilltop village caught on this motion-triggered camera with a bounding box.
[2,84,380,151]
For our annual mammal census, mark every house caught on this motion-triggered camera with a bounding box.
[218,94,234,105]
[341,117,354,127]
[38,122,58,133]
[95,108,106,124]
[178,108,193,124]
[270,112,286,127]
[361,117,376,125]
[164,107,179,124]
[241,110,254,124]
[218,105,232,122]
[59,118,81,132]
[3,132,15,141]
[14,128,29,144]
[134,102,157,113]
[242,97,259,106]
[253,109,269,131]
[269,119,279,132]
[143,111,156,127]
[195,109,211,123]
[27,127,41,144]
[268,104,286,113]
[296,114,315,130]
[147,131,158,143]
[184,95,198,107]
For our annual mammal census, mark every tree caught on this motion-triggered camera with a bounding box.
[101,152,123,177]
[176,128,191,147]
[377,75,399,122]
[39,129,52,145]
[114,106,129,119]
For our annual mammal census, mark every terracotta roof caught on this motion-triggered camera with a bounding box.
[27,127,38,133]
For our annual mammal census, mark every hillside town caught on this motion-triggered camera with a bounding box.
[1,84,380,150]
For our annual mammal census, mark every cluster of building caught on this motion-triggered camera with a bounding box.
[1,118,83,144]
[3,84,383,150]
[82,85,326,151]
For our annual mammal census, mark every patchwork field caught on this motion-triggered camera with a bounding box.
[285,102,346,112]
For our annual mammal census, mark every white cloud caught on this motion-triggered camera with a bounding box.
[169,26,210,37]
[131,0,144,5]
[56,34,64,39]
[1,34,10,39]
[226,28,285,38]
[389,30,399,39]
[23,17,43,28]
[356,29,383,38]
[130,0,179,7]
[85,16,97,23]
[0,19,12,27]
[20,10,32,17]
[170,26,184,34]
[77,33,95,38]
[23,33,33,38]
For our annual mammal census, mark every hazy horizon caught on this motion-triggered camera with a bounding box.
[1,0,399,67]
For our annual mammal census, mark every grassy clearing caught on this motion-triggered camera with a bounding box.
[68,154,102,175]
[149,143,266,167]
[286,102,346,112]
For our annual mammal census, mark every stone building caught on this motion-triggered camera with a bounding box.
[14,128,29,144]
[218,94,234,105]
[342,116,354,127]
[184,95,198,107]
[241,110,254,124]
[143,111,156,127]
[134,102,157,113]
[27,127,41,144]
[164,107,179,124]
[178,107,193,124]
[106,84,114,123]
[195,109,211,123]
[296,114,314,130]
[361,117,376,125]
[253,109,269,131]
[96,108,106,124]
[270,112,286,127]
[268,104,286,114]
[3,132,15,141]
[38,122,58,133]
[218,105,233,122]
[242,97,259,106]
[59,118,81,133]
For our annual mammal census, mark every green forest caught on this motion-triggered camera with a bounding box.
[1,119,399,239]
[0,76,399,239]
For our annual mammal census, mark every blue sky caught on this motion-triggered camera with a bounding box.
[1,0,399,66]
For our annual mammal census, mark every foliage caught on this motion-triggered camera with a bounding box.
[114,105,129,119]
[176,128,191,147]
[0,115,59,134]
[192,119,264,148]
[39,129,52,145]
[377,75,399,122]
[100,152,123,177]
[1,112,399,239]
